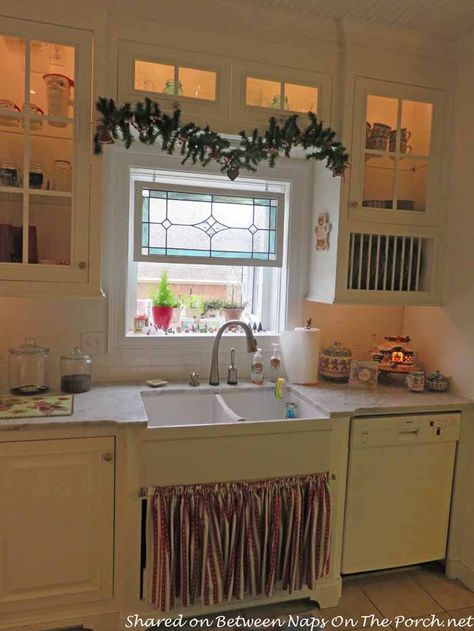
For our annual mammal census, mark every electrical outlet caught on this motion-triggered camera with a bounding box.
[81,331,107,355]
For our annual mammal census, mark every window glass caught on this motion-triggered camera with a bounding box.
[137,187,281,265]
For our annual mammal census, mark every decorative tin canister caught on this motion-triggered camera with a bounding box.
[426,370,449,392]
[319,341,352,383]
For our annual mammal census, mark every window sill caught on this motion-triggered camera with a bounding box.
[115,331,279,352]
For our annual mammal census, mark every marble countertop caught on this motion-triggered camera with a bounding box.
[292,383,471,416]
[0,381,470,431]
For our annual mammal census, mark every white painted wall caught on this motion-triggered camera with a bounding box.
[404,31,474,398]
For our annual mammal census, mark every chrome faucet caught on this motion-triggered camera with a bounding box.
[209,320,258,386]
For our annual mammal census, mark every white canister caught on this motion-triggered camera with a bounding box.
[279,327,321,384]
[42,73,74,125]
[53,160,72,191]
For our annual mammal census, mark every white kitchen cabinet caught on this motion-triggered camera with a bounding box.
[0,436,114,614]
[0,17,92,288]
[307,77,446,306]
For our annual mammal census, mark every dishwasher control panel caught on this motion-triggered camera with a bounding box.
[350,412,461,448]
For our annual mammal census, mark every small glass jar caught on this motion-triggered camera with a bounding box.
[60,346,92,393]
[0,160,18,187]
[270,343,281,383]
[29,162,45,189]
[9,338,49,395]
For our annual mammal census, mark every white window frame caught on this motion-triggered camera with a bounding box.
[103,145,313,353]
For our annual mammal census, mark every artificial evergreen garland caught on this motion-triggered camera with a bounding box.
[94,97,349,179]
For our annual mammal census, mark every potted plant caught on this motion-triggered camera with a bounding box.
[150,271,176,330]
[204,298,223,318]
[183,292,205,319]
[222,299,247,321]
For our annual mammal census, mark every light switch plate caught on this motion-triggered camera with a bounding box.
[81,331,107,355]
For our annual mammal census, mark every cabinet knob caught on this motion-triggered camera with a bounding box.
[349,201,358,209]
[78,261,87,269]
[102,452,114,462]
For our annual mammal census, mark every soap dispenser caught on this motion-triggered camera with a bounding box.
[251,347,264,385]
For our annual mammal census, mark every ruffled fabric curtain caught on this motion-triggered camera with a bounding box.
[144,473,331,612]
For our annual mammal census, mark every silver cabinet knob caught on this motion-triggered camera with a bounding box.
[102,452,114,462]
[78,261,87,269]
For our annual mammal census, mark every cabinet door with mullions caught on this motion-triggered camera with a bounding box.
[0,18,91,283]
[350,77,444,227]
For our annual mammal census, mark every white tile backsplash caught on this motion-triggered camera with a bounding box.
[0,295,404,390]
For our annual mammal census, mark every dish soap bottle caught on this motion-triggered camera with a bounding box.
[251,347,264,385]
[270,343,281,383]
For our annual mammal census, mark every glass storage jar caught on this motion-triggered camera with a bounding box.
[9,338,49,395]
[60,346,92,393]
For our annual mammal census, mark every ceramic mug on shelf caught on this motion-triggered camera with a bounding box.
[389,128,412,153]
[366,122,391,151]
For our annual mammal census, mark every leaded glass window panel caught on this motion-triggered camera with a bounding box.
[134,183,284,267]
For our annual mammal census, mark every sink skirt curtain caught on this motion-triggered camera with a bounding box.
[144,473,331,612]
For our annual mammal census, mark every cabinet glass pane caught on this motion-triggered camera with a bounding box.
[0,119,23,188]
[134,60,175,94]
[246,77,281,109]
[178,67,216,101]
[31,41,75,122]
[401,100,432,156]
[29,194,71,264]
[0,36,25,109]
[366,95,398,152]
[0,191,23,263]
[397,157,428,212]
[30,123,73,192]
[363,156,394,209]
[284,83,318,113]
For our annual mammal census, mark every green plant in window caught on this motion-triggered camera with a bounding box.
[204,299,224,312]
[150,271,177,307]
[222,300,247,309]
[183,293,205,315]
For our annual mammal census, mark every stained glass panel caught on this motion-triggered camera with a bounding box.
[136,186,282,266]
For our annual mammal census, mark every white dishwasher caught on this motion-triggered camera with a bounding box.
[342,412,460,574]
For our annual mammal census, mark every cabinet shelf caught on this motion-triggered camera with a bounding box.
[0,186,72,197]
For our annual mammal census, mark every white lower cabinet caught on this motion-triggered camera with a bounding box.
[0,437,115,615]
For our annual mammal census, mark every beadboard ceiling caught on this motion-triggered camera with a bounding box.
[225,0,474,40]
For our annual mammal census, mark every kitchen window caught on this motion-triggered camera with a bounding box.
[128,173,287,336]
[105,149,311,352]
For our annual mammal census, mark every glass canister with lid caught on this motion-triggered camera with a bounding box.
[60,346,92,393]
[9,338,49,395]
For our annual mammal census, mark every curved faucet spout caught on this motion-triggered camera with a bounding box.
[209,320,258,386]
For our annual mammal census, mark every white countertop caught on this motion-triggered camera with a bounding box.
[0,381,470,431]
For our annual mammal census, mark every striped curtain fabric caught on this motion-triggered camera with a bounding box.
[144,473,331,612]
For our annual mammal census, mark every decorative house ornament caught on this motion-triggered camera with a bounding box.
[371,335,417,374]
[93,98,349,179]
[319,341,352,383]
[315,212,331,250]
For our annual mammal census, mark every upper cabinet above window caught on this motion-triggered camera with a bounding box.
[118,42,333,133]
[134,59,217,102]
[245,76,318,114]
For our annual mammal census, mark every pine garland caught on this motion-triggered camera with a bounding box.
[93,97,349,179]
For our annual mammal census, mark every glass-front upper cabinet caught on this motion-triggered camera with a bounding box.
[350,78,444,226]
[0,18,92,284]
